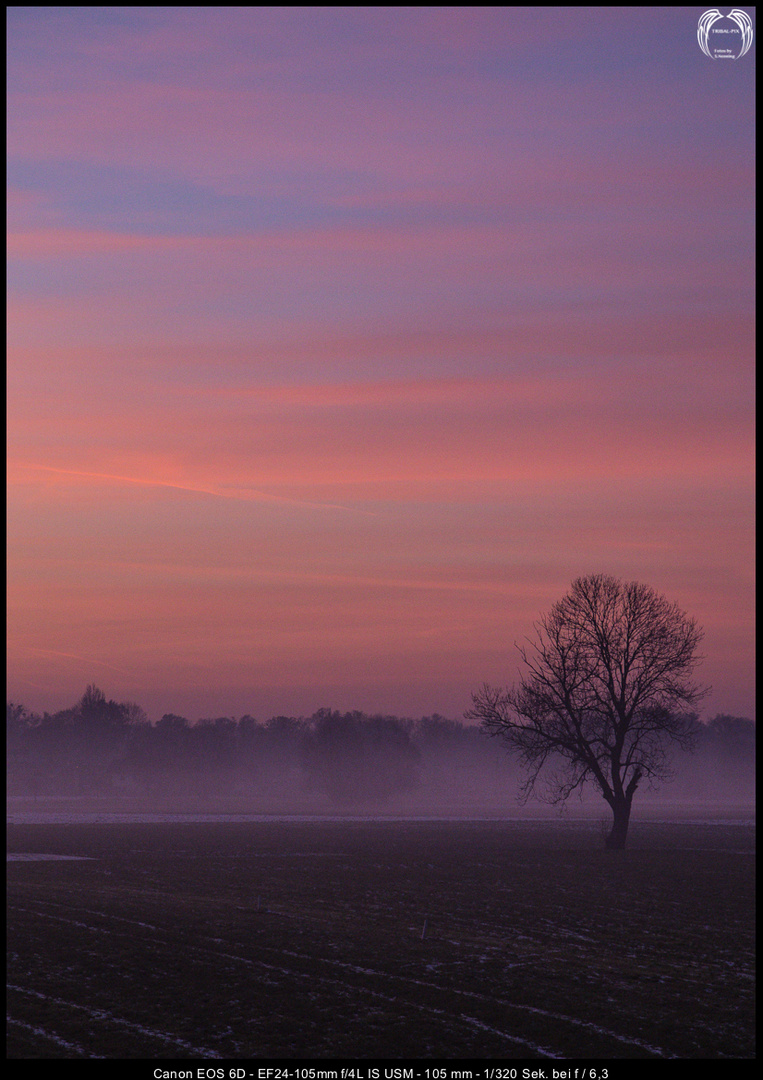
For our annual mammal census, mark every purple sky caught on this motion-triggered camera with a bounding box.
[7,7,755,722]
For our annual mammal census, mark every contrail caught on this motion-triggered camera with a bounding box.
[25,647,135,677]
[23,464,377,516]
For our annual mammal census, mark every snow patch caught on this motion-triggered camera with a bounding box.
[7,853,93,861]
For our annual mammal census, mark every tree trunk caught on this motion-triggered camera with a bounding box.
[605,796,632,849]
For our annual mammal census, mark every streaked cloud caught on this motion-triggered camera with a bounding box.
[6,8,754,721]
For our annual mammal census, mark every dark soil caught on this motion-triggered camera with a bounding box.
[6,819,755,1059]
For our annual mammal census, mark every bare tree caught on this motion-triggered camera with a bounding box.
[466,574,708,848]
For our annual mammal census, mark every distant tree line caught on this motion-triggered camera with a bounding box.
[6,685,755,808]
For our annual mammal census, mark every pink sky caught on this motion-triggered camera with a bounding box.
[7,8,755,721]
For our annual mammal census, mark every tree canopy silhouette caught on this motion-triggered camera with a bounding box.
[301,709,420,806]
[466,574,708,848]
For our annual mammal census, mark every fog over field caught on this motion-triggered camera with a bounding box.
[7,694,755,1061]
[7,693,755,820]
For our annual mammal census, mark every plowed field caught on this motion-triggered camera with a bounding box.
[6,818,755,1060]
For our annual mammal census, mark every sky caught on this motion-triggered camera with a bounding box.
[7,7,755,723]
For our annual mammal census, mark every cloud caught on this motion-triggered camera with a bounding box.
[7,8,754,721]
